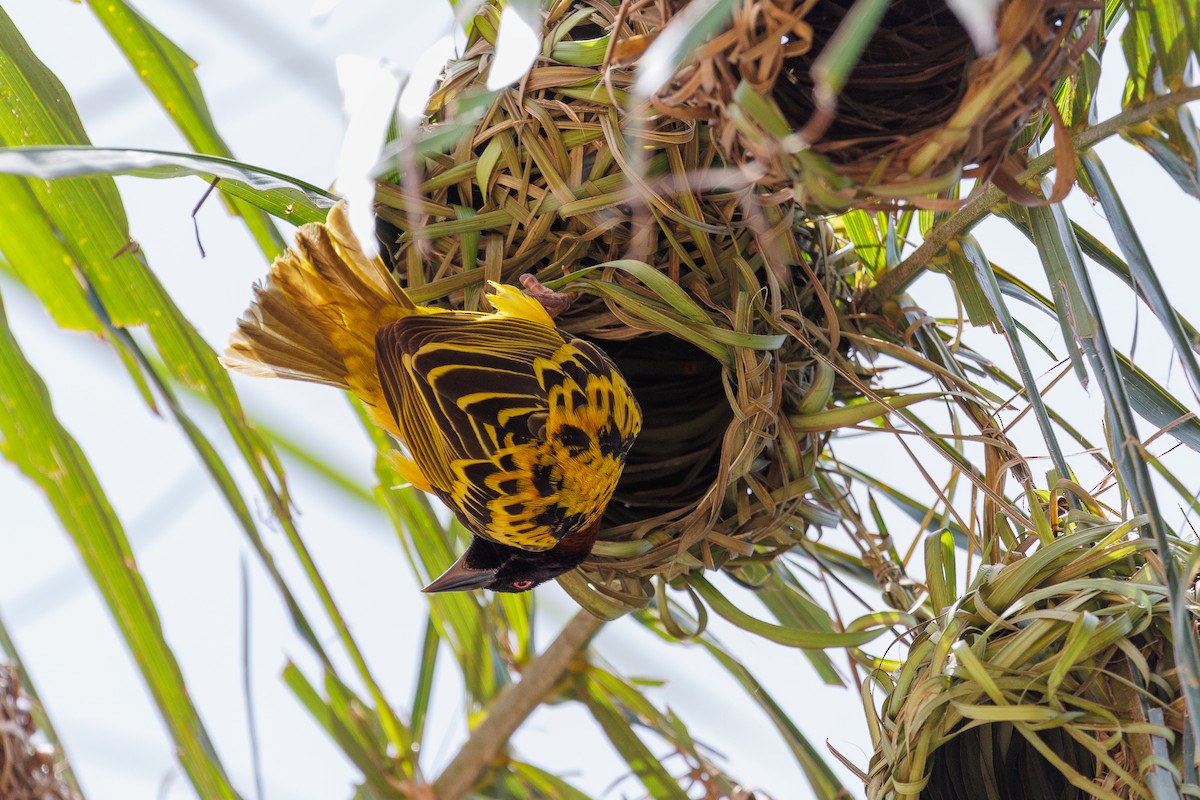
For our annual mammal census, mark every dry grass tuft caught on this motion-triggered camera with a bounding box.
[0,666,78,800]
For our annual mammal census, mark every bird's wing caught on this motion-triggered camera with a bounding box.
[375,313,570,548]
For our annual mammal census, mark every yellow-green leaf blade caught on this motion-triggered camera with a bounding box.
[88,1,286,255]
[0,291,239,800]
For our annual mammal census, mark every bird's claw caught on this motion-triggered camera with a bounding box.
[519,273,577,318]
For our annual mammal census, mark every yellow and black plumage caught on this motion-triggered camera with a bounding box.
[223,202,641,593]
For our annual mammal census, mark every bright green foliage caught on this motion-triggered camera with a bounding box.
[0,2,1197,800]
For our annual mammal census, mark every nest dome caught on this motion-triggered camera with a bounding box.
[642,0,1097,208]
[866,522,1197,799]
[375,0,861,613]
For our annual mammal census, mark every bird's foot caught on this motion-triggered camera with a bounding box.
[519,273,577,318]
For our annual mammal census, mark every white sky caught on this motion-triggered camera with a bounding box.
[1,2,1198,800]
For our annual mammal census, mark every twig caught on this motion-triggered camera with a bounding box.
[430,609,605,798]
[868,84,1200,305]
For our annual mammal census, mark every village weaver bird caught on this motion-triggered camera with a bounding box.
[223,202,641,593]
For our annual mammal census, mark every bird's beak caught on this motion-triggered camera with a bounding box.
[422,556,497,593]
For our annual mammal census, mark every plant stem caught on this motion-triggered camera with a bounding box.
[431,609,605,798]
[868,84,1200,304]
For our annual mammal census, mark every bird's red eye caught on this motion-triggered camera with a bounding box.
[512,579,533,590]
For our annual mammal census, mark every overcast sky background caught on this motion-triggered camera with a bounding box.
[1,2,1197,799]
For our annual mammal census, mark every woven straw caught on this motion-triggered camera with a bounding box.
[376,0,856,614]
[0,665,78,800]
[865,521,1199,800]
[641,0,1098,208]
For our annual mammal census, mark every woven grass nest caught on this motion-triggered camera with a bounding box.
[0,665,78,800]
[374,0,866,614]
[865,519,1199,800]
[640,0,1097,208]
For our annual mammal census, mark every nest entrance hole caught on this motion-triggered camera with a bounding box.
[593,333,731,526]
[925,722,1093,800]
[773,0,971,162]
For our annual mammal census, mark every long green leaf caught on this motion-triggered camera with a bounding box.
[635,607,849,800]
[1004,194,1200,354]
[0,14,411,770]
[955,234,1073,482]
[365,411,505,706]
[689,575,914,648]
[0,145,334,223]
[507,761,592,800]
[88,0,286,255]
[77,278,331,666]
[991,259,1200,456]
[828,464,972,548]
[1116,354,1200,453]
[1026,182,1200,753]
[700,639,847,798]
[943,238,999,328]
[574,669,690,800]
[754,570,844,685]
[1079,150,1200,400]
[1011,203,1091,384]
[281,664,398,796]
[0,174,99,330]
[0,290,240,800]
[409,615,440,747]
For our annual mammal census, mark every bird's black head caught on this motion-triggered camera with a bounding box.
[422,524,598,593]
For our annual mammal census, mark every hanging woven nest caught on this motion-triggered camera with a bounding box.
[865,518,1199,799]
[637,0,1098,209]
[374,0,866,614]
[0,665,79,800]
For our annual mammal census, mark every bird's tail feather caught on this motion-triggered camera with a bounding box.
[222,201,411,391]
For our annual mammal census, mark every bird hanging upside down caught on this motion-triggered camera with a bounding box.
[223,202,641,593]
